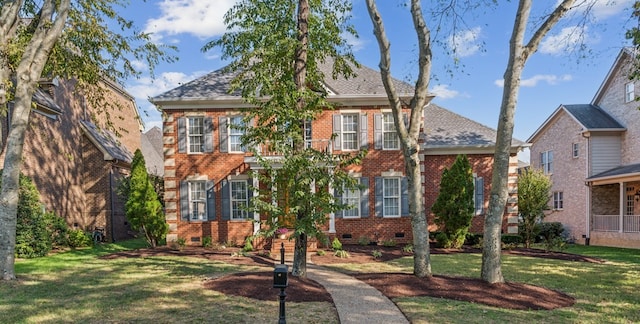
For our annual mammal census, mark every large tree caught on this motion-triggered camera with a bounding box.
[481,0,577,284]
[0,0,174,280]
[207,0,361,277]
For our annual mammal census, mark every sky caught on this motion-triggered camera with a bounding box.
[120,0,637,162]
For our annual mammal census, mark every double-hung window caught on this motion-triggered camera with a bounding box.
[553,191,563,210]
[474,176,484,215]
[383,178,401,217]
[382,113,400,150]
[188,181,207,220]
[541,150,553,174]
[625,82,635,103]
[229,116,245,152]
[342,185,361,218]
[341,114,359,150]
[572,143,579,158]
[188,117,204,153]
[230,180,248,219]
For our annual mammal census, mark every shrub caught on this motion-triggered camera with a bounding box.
[402,244,414,253]
[435,232,451,248]
[316,249,326,256]
[44,211,69,247]
[9,172,52,258]
[464,233,483,246]
[381,239,397,247]
[243,236,254,252]
[67,229,91,248]
[357,236,370,246]
[518,169,552,248]
[334,249,350,258]
[331,237,342,250]
[538,222,564,242]
[501,234,522,246]
[371,250,382,259]
[202,236,212,248]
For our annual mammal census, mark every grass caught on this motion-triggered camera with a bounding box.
[2,239,336,323]
[328,245,640,323]
[2,241,639,323]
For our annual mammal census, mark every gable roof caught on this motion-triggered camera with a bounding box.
[527,104,626,143]
[33,88,62,115]
[80,120,133,163]
[150,59,423,108]
[591,47,634,105]
[423,103,527,154]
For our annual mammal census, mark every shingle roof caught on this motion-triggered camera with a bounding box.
[80,120,133,163]
[424,103,526,148]
[562,104,625,130]
[151,59,415,102]
[33,88,62,114]
[587,162,640,181]
[141,126,164,176]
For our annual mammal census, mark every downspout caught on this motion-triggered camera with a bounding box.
[583,133,590,245]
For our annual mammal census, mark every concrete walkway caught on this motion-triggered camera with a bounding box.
[306,264,409,324]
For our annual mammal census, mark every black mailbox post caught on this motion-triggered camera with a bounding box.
[273,264,288,288]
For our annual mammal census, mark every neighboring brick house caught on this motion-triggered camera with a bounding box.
[151,61,525,248]
[0,78,142,242]
[528,48,640,248]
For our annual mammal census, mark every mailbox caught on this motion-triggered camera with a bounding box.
[273,264,288,288]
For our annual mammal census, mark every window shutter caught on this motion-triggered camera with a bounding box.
[206,180,215,220]
[375,177,383,217]
[221,179,230,220]
[180,181,189,220]
[247,179,254,219]
[360,177,369,218]
[359,113,368,149]
[475,177,484,215]
[178,117,187,153]
[374,114,383,150]
[334,186,343,218]
[204,117,214,153]
[401,177,409,216]
[332,114,342,150]
[219,117,228,153]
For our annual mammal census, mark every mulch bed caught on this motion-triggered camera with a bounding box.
[104,244,603,310]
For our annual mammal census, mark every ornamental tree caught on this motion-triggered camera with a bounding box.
[517,169,552,248]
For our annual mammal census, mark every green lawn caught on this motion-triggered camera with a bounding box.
[2,241,639,323]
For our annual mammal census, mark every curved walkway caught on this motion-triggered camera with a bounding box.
[306,264,409,324]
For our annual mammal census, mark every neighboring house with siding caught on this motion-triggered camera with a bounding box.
[0,78,142,242]
[528,48,640,248]
[151,61,525,249]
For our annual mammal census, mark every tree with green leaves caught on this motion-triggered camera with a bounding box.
[626,1,640,83]
[518,169,551,248]
[207,0,363,277]
[0,0,174,280]
[431,155,475,249]
[125,150,168,248]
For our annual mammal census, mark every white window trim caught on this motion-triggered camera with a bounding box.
[625,82,635,103]
[553,191,563,211]
[382,113,400,150]
[230,179,249,220]
[228,116,246,153]
[383,177,401,218]
[188,181,207,221]
[187,116,204,154]
[342,183,361,219]
[572,143,579,159]
[340,113,359,151]
[541,150,553,175]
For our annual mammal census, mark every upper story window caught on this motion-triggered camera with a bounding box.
[541,150,553,175]
[572,143,579,158]
[625,82,635,103]
[382,113,400,150]
[188,117,204,153]
[219,116,248,153]
[333,113,367,151]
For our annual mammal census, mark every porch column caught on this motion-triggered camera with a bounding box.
[619,182,624,233]
[253,176,260,235]
[328,169,336,233]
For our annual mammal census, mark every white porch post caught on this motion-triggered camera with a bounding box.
[253,176,260,234]
[329,169,336,233]
[619,182,624,233]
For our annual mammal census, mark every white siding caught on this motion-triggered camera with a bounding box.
[590,135,621,176]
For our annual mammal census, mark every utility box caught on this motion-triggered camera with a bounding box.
[273,264,288,288]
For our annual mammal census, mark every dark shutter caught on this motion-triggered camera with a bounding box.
[204,117,213,153]
[359,113,368,149]
[334,186,343,218]
[178,117,186,153]
[360,177,369,218]
[219,116,228,153]
[375,177,383,217]
[374,114,383,150]
[475,177,484,215]
[221,179,230,220]
[401,177,409,216]
[206,180,215,220]
[247,179,254,219]
[180,181,189,220]
[332,114,342,150]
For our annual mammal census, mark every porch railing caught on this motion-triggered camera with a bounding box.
[593,214,640,233]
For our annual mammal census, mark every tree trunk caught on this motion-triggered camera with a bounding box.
[0,0,70,281]
[481,0,575,284]
[291,0,309,278]
[366,0,433,277]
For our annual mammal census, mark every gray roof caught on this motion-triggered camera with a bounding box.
[33,88,62,114]
[80,120,133,163]
[563,104,625,130]
[141,127,164,177]
[151,59,415,102]
[587,162,640,181]
[424,104,525,148]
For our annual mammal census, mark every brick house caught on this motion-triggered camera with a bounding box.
[0,78,142,241]
[151,61,525,248]
[528,48,640,248]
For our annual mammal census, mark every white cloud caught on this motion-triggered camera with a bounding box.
[448,27,482,58]
[431,84,460,99]
[344,32,365,52]
[494,74,572,87]
[144,0,238,40]
[540,26,594,55]
[559,0,634,21]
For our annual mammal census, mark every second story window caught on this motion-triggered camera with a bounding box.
[541,150,553,174]
[382,113,400,150]
[219,116,247,153]
[333,113,367,151]
[572,143,579,158]
[625,82,635,103]
[177,116,213,154]
[342,114,359,150]
[188,117,204,153]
